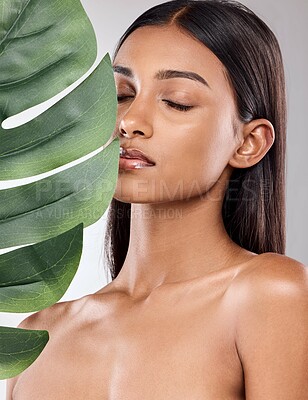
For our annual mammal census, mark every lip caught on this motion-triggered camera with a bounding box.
[119,157,155,170]
[119,147,156,170]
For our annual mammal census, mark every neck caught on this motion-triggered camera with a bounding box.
[113,176,254,299]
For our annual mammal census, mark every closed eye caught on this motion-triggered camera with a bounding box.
[117,96,193,112]
[163,100,193,112]
[117,95,133,102]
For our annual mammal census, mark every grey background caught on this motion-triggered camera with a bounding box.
[1,0,307,395]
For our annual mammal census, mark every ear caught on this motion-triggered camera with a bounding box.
[229,118,275,169]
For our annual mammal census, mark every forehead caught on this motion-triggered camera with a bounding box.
[114,25,230,91]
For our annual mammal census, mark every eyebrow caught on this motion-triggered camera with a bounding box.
[113,65,211,89]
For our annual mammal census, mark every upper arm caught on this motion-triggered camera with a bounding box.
[234,255,308,400]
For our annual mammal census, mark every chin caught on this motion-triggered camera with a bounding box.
[113,175,157,202]
[112,194,155,204]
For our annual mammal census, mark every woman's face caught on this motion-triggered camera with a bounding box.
[112,24,242,204]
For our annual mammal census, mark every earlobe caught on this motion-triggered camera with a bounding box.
[229,118,275,169]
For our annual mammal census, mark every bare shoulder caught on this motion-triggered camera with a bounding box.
[17,302,66,331]
[230,251,308,318]
[16,286,115,333]
[234,251,308,295]
[229,253,308,398]
[17,297,86,332]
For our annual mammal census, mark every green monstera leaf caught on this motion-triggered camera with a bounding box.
[0,224,84,313]
[0,327,49,380]
[0,0,119,380]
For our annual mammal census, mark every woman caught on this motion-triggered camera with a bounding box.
[7,0,308,399]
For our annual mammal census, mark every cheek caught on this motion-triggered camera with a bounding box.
[158,113,235,198]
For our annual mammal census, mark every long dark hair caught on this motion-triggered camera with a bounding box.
[104,0,287,281]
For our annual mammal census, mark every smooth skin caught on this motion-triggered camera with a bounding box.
[7,25,308,399]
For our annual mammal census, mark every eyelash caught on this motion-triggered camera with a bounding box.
[117,96,193,112]
[163,100,193,112]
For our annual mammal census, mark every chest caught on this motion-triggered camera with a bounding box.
[13,288,244,399]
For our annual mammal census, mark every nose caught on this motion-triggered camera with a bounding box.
[116,98,154,139]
